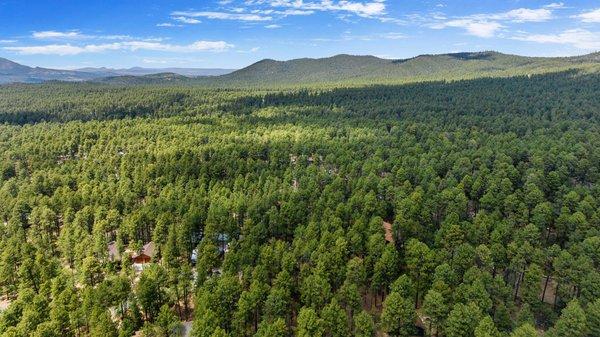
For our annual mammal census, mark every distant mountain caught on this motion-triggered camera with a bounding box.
[76,66,235,77]
[0,57,102,84]
[211,51,600,86]
[0,57,29,72]
[0,58,235,84]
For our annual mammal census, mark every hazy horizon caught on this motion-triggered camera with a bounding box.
[4,49,598,72]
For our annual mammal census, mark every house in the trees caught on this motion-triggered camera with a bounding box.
[132,242,155,264]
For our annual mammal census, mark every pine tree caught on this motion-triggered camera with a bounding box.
[89,309,118,337]
[296,307,324,337]
[353,310,375,337]
[422,289,448,336]
[474,316,500,337]
[445,302,482,337]
[549,300,587,337]
[255,318,287,337]
[586,298,600,337]
[380,292,415,337]
[321,299,349,337]
[510,324,537,337]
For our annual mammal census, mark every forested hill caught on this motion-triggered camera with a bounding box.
[204,51,600,87]
[0,69,598,125]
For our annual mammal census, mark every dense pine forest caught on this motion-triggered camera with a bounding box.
[0,70,600,337]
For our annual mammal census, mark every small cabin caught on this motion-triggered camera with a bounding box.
[132,242,155,264]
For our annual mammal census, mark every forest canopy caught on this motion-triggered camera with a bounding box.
[0,69,599,337]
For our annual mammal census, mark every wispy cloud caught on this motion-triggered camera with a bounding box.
[426,5,561,38]
[312,31,408,42]
[512,28,600,50]
[31,30,150,42]
[573,8,600,23]
[237,46,261,53]
[169,0,389,26]
[32,30,87,39]
[430,19,503,38]
[173,16,202,24]
[0,39,17,43]
[489,8,554,22]
[380,32,407,40]
[263,0,387,18]
[171,11,273,22]
[265,24,282,29]
[5,40,234,56]
[156,23,182,27]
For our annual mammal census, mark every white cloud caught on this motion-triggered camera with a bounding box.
[431,19,503,38]
[495,8,553,22]
[381,32,406,40]
[266,0,387,18]
[5,40,234,56]
[265,24,282,29]
[186,41,234,51]
[457,7,555,23]
[574,8,600,23]
[314,30,407,42]
[156,23,182,27]
[32,30,86,39]
[425,5,560,38]
[31,31,155,42]
[172,16,202,24]
[236,46,261,53]
[170,0,388,26]
[5,44,110,55]
[276,9,315,16]
[512,29,600,50]
[171,11,273,21]
[544,3,565,9]
[0,39,17,43]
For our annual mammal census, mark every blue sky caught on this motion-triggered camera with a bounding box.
[0,0,598,69]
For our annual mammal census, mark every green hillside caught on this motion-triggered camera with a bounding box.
[207,51,600,87]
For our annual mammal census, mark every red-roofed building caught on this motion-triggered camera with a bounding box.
[132,242,155,264]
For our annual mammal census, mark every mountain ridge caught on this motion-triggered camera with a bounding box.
[1,51,599,85]
[0,57,236,84]
[211,51,600,86]
[75,66,236,77]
